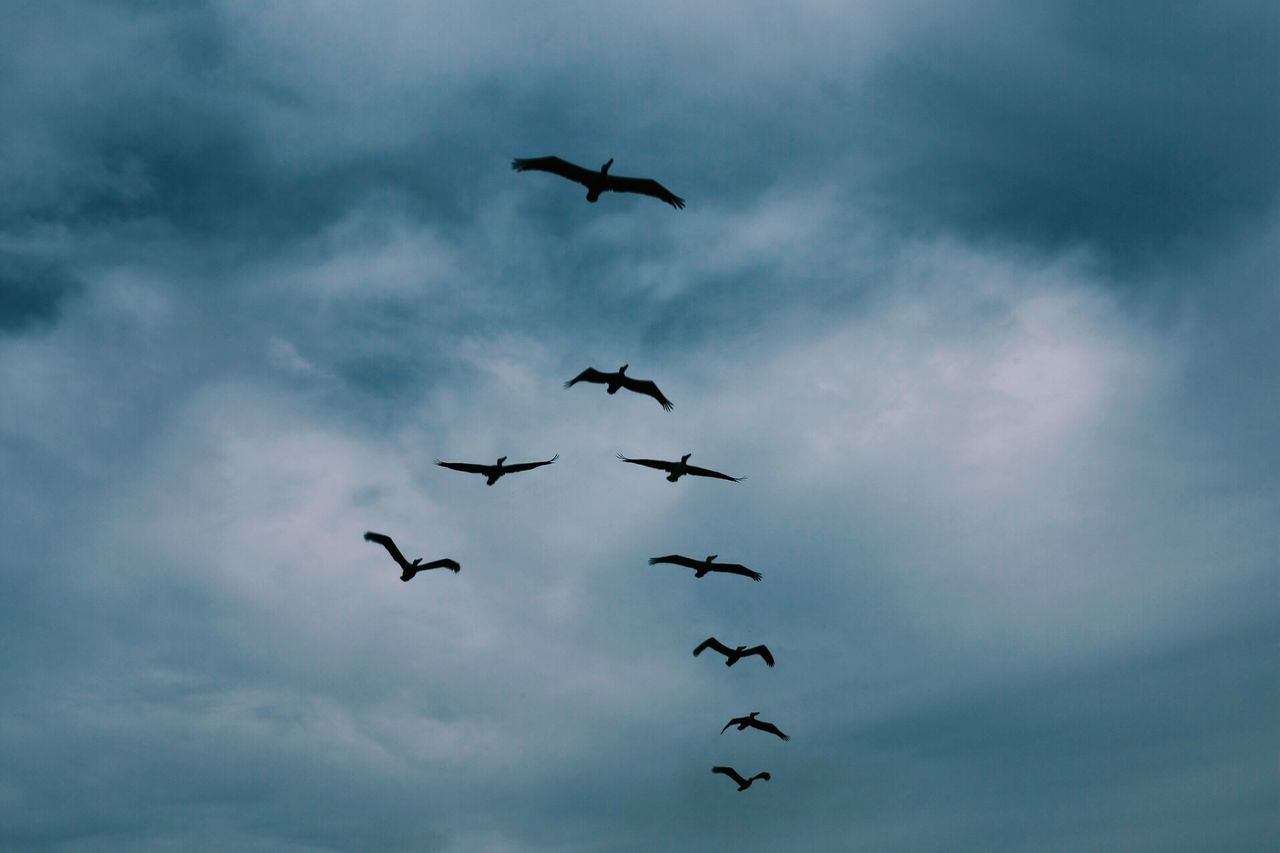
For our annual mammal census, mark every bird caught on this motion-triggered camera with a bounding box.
[693,637,775,667]
[721,712,789,741]
[647,554,762,582]
[512,156,685,209]
[363,531,460,582]
[564,364,673,411]
[434,454,559,486]
[616,453,744,483]
[711,766,771,791]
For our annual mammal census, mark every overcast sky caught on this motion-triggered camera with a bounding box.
[2,2,1277,850]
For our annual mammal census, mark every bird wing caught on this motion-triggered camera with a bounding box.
[710,562,762,581]
[616,453,674,472]
[511,156,597,187]
[743,645,775,666]
[500,454,559,473]
[564,367,611,388]
[604,174,686,209]
[693,637,734,658]
[685,463,745,482]
[711,766,748,786]
[648,554,702,570]
[752,720,789,740]
[619,375,674,411]
[364,531,409,568]
[720,718,739,734]
[420,558,461,573]
[434,460,493,475]
[751,772,771,783]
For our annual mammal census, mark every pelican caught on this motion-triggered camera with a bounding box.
[647,554,761,582]
[616,453,744,483]
[693,637,775,667]
[721,712,789,741]
[512,156,685,209]
[435,454,559,486]
[711,767,771,791]
[564,364,673,411]
[363,532,460,582]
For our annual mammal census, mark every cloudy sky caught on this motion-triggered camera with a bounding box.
[2,2,1277,850]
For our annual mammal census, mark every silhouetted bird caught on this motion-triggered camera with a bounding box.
[693,637,775,667]
[711,766,771,791]
[648,554,761,581]
[616,453,744,483]
[721,712,789,741]
[512,156,685,209]
[565,364,673,411]
[435,454,559,486]
[363,531,460,582]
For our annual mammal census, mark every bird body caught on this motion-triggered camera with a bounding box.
[565,364,673,411]
[435,454,559,486]
[616,453,744,483]
[363,531,460,582]
[648,554,762,581]
[721,712,789,740]
[711,766,772,791]
[693,637,775,667]
[512,156,685,209]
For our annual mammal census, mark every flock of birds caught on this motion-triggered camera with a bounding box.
[363,156,782,793]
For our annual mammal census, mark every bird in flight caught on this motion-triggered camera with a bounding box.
[512,156,685,209]
[616,453,744,483]
[721,712,790,741]
[693,637,775,667]
[363,531,460,582]
[435,454,559,486]
[711,766,771,792]
[565,364,673,411]
[647,554,762,582]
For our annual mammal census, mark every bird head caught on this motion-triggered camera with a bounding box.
[706,554,718,563]
[748,711,759,719]
[496,456,507,466]
[681,453,692,462]
[601,158,613,175]
[735,646,746,653]
[412,558,422,566]
[618,363,628,374]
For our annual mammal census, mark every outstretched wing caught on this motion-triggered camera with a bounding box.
[693,637,734,658]
[435,460,493,475]
[710,562,762,582]
[364,531,409,568]
[750,719,789,741]
[500,454,559,473]
[512,156,597,187]
[605,173,685,209]
[711,766,748,786]
[685,463,745,483]
[619,375,674,411]
[720,718,738,734]
[750,772,772,783]
[420,558,461,573]
[648,554,702,570]
[564,367,612,388]
[742,645,775,667]
[616,453,674,472]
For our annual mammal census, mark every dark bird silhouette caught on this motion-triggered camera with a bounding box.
[711,766,771,791]
[434,454,559,486]
[512,156,685,209]
[363,531,460,582]
[565,364,673,411]
[616,453,744,483]
[648,554,761,582]
[693,637,775,667]
[721,712,789,741]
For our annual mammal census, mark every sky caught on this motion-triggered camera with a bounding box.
[1,1,1277,850]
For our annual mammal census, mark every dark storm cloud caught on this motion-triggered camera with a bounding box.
[0,254,81,332]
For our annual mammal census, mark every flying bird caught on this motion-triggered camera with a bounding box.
[711,766,771,791]
[512,156,685,209]
[363,531,460,582]
[647,554,762,582]
[565,364,673,411]
[616,453,744,483]
[721,712,789,741]
[693,637,775,667]
[435,454,559,486]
